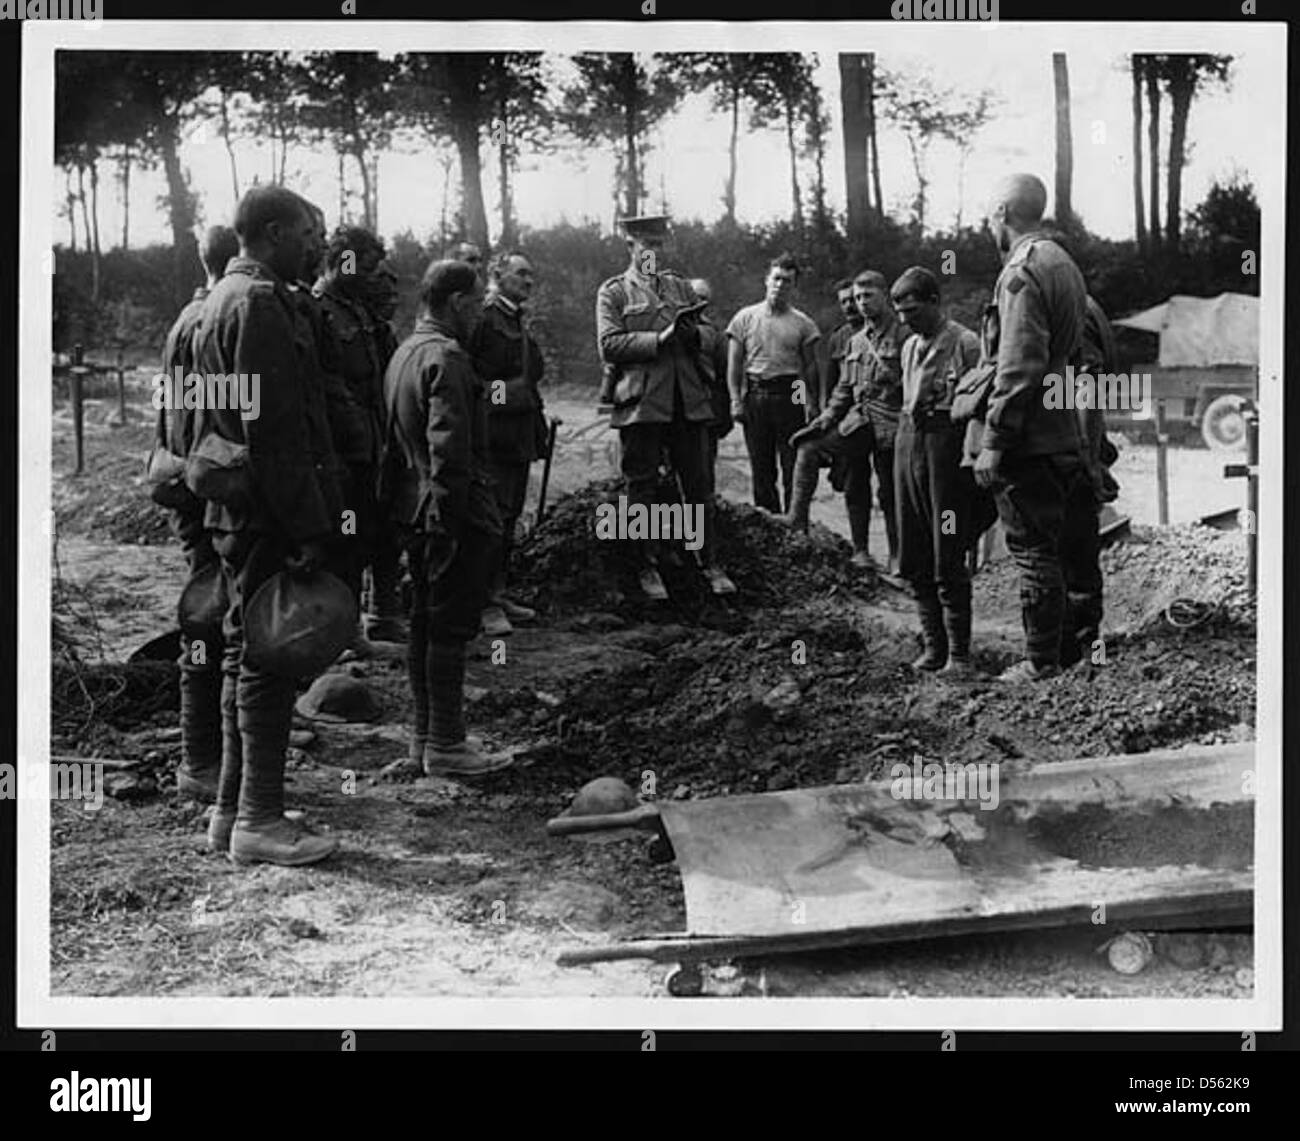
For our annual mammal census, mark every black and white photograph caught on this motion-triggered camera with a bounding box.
[16,17,1283,1032]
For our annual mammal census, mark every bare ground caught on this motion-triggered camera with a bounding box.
[45,390,1257,1001]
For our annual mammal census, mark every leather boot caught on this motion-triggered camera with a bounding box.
[939,581,974,677]
[177,657,222,802]
[208,670,242,853]
[229,673,337,865]
[426,640,468,753]
[779,446,821,532]
[911,585,948,671]
[847,496,871,559]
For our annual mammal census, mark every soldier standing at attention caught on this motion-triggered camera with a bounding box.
[314,226,406,644]
[973,173,1090,683]
[595,214,734,600]
[890,267,982,675]
[383,261,515,777]
[469,250,547,637]
[191,187,343,866]
[158,224,240,804]
[726,253,821,514]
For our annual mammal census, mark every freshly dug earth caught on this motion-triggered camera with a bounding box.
[48,420,1258,1000]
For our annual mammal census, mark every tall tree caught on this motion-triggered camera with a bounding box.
[484,52,551,247]
[748,54,818,232]
[1159,53,1232,253]
[865,53,883,217]
[669,53,768,225]
[1052,52,1074,225]
[803,71,833,234]
[1144,55,1162,251]
[941,89,996,231]
[560,54,684,221]
[1131,55,1147,253]
[839,53,872,244]
[395,52,494,251]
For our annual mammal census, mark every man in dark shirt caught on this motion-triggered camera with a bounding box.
[468,250,547,637]
[190,187,343,867]
[157,224,239,805]
[382,260,514,778]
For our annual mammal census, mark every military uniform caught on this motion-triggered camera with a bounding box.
[1058,295,1121,667]
[468,292,547,599]
[982,231,1090,670]
[595,265,717,565]
[190,256,344,833]
[843,314,906,561]
[383,316,503,754]
[158,285,222,799]
[823,319,861,417]
[698,315,732,465]
[895,318,982,666]
[312,279,403,628]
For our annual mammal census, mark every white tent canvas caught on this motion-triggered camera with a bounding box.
[1113,293,1259,369]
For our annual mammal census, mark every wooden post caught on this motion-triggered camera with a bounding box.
[70,342,86,475]
[1155,398,1169,525]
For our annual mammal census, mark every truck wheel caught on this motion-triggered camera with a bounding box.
[666,963,705,997]
[1201,394,1247,451]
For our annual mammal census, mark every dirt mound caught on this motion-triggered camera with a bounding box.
[511,478,876,622]
[974,522,1252,637]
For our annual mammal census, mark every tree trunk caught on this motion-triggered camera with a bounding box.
[1145,55,1162,250]
[955,148,969,231]
[839,53,870,244]
[497,95,515,246]
[337,150,347,225]
[865,54,883,217]
[724,83,739,225]
[784,97,803,231]
[218,88,241,202]
[1165,57,1194,255]
[64,168,77,252]
[1052,52,1074,225]
[621,57,641,220]
[88,158,102,302]
[906,133,927,232]
[1131,55,1147,253]
[277,121,289,185]
[156,113,199,308]
[439,149,453,250]
[448,56,490,251]
[370,151,380,232]
[453,118,489,251]
[352,147,372,229]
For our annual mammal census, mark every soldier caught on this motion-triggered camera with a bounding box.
[157,224,240,804]
[687,277,733,468]
[448,241,484,283]
[972,173,1090,683]
[778,270,903,574]
[890,267,982,674]
[595,214,734,600]
[849,270,907,574]
[1059,294,1121,668]
[726,253,821,514]
[468,250,547,637]
[382,260,515,776]
[823,278,862,412]
[314,226,405,643]
[191,186,343,866]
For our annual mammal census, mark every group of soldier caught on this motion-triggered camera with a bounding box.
[157,185,544,868]
[153,169,1115,870]
[596,171,1118,685]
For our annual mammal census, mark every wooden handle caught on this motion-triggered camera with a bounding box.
[546,803,661,837]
